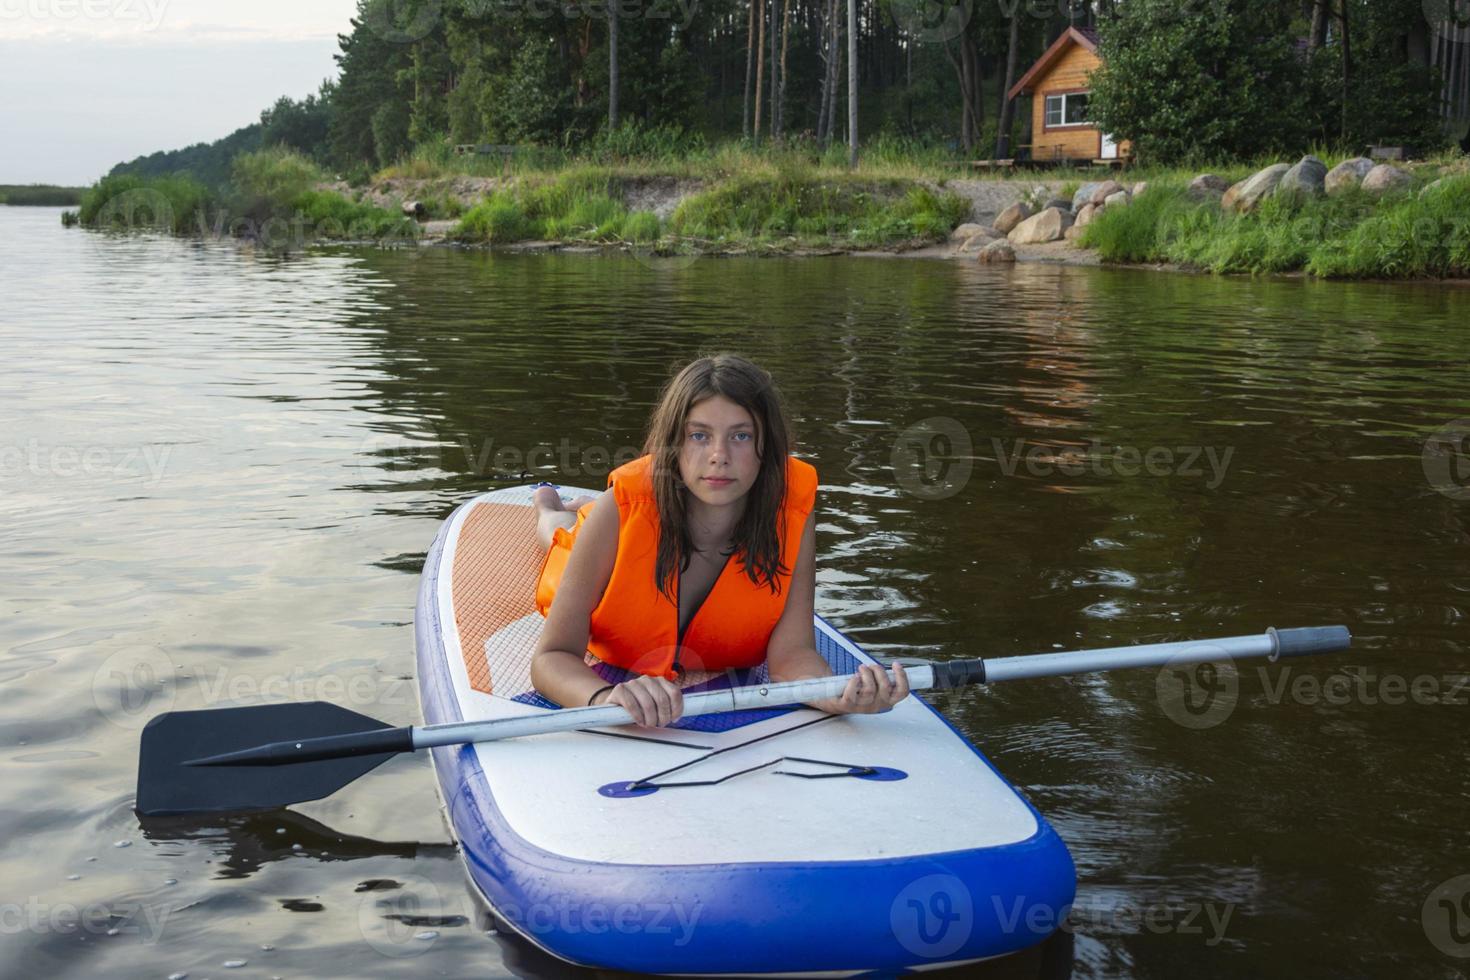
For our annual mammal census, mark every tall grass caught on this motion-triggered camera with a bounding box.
[1307,174,1470,278]
[1,184,85,206]
[451,165,968,250]
[78,173,214,233]
[77,148,415,243]
[1079,171,1470,278]
[455,169,646,243]
[669,169,969,247]
[381,125,973,184]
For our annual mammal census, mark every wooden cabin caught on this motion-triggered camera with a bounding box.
[1007,27,1131,165]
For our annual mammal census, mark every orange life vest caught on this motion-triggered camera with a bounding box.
[534,453,818,680]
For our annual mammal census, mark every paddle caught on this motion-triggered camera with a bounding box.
[135,625,1349,816]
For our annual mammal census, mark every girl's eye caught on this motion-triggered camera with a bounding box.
[734,431,752,442]
[688,431,707,442]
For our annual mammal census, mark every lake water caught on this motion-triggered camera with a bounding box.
[3,205,1469,978]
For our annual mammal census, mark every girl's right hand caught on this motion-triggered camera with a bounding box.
[600,675,684,727]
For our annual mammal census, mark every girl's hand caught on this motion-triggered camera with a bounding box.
[812,662,910,715]
[601,675,684,727]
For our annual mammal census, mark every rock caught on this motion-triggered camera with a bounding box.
[994,202,1032,235]
[1131,181,1149,197]
[1072,182,1104,212]
[956,232,996,254]
[1043,198,1073,214]
[1324,157,1374,195]
[1007,206,1074,244]
[402,200,426,219]
[1276,155,1328,200]
[1361,163,1414,195]
[977,239,1016,264]
[949,222,988,243]
[1089,180,1124,206]
[1419,178,1445,198]
[1064,224,1084,241]
[1075,202,1099,227]
[1222,163,1290,213]
[1104,190,1130,209]
[1187,174,1230,202]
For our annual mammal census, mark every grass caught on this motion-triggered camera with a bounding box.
[1079,170,1470,278]
[1,184,86,206]
[383,130,974,185]
[75,148,415,244]
[449,163,969,251]
[78,173,214,234]
[669,173,968,248]
[455,168,648,244]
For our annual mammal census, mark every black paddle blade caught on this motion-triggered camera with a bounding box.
[136,702,401,817]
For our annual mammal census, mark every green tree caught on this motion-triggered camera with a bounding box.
[259,83,337,162]
[1088,0,1310,163]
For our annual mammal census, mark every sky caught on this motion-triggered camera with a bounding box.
[0,0,364,185]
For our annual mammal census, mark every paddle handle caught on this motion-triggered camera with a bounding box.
[411,672,867,749]
[410,625,1350,749]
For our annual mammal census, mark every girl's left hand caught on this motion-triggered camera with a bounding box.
[814,662,910,715]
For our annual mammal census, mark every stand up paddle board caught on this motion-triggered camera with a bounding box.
[414,484,1076,975]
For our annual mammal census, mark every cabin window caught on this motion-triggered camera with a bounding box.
[1044,92,1090,128]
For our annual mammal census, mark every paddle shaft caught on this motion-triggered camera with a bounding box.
[193,626,1348,766]
[413,625,1342,747]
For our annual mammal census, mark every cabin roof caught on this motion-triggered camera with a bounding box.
[1007,26,1100,101]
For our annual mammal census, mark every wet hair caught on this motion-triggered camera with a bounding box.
[642,353,794,602]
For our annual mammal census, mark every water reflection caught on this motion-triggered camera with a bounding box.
[5,206,1470,977]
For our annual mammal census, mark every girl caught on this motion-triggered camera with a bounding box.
[529,353,909,727]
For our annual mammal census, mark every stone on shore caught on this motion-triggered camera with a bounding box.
[1104,190,1131,209]
[1361,164,1414,195]
[402,200,426,219]
[956,231,997,254]
[1008,207,1074,244]
[1064,224,1084,241]
[1075,202,1099,227]
[977,239,1016,263]
[995,202,1032,234]
[1089,180,1124,206]
[1276,155,1328,200]
[1072,182,1104,212]
[1043,197,1073,214]
[1222,163,1289,213]
[1324,157,1374,195]
[949,222,989,243]
[1187,174,1230,202]
[1132,181,1149,197]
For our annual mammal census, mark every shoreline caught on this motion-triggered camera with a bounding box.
[405,221,1105,268]
[405,232,1470,285]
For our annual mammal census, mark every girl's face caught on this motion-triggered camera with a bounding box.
[678,395,762,508]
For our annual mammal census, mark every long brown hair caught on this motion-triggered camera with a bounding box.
[643,353,794,603]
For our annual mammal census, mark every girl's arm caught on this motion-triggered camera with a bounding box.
[765,507,911,713]
[529,490,683,726]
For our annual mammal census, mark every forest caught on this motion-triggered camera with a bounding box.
[108,0,1470,184]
